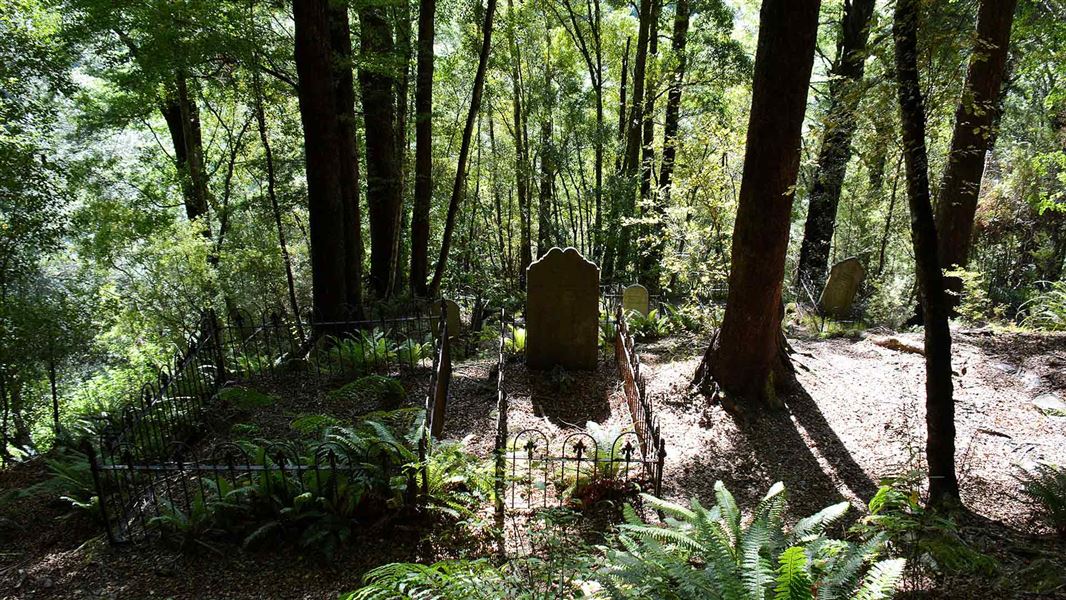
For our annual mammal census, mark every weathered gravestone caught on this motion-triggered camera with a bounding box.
[818,257,866,318]
[428,299,461,339]
[622,284,650,317]
[526,247,599,370]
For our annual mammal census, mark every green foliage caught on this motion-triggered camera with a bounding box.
[0,446,98,517]
[626,309,672,341]
[598,482,903,599]
[327,375,406,406]
[944,268,1001,324]
[219,386,279,410]
[1016,463,1066,537]
[505,325,526,354]
[1020,281,1066,331]
[600,318,617,352]
[290,414,342,436]
[856,476,997,579]
[321,331,432,373]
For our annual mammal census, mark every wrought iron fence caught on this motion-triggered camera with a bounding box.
[86,303,453,546]
[218,309,442,382]
[85,439,418,544]
[494,309,666,513]
[91,313,225,464]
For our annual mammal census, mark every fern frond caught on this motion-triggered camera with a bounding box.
[852,558,905,600]
[774,546,812,600]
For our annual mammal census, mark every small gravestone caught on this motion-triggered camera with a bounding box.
[526,247,600,370]
[428,299,461,339]
[818,257,866,318]
[622,284,650,317]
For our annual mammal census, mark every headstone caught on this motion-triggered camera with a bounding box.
[526,247,600,370]
[429,299,461,339]
[818,257,866,318]
[622,284,650,317]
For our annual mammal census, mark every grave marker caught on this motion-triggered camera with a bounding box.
[622,284,650,317]
[818,257,866,318]
[526,247,599,370]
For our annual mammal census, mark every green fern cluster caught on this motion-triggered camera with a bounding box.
[1017,462,1066,537]
[599,482,902,599]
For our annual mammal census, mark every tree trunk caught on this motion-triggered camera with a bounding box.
[646,0,689,293]
[393,0,413,295]
[253,66,305,340]
[935,0,1017,299]
[428,0,497,296]
[893,0,960,506]
[695,0,820,409]
[330,3,365,315]
[410,0,436,297]
[359,5,403,298]
[161,75,212,232]
[537,31,555,257]
[795,0,877,291]
[294,0,351,324]
[508,0,533,289]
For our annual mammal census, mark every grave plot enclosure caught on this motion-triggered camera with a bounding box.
[494,304,666,514]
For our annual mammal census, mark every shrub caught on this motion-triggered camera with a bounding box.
[598,482,903,599]
[1016,463,1066,537]
[1020,281,1066,331]
[627,309,671,340]
[219,386,279,410]
[290,414,343,436]
[328,375,405,407]
[504,325,526,354]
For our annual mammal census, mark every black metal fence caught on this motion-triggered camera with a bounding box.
[494,308,666,513]
[86,439,418,544]
[218,309,441,382]
[86,303,453,545]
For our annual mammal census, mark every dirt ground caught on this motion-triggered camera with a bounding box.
[2,329,1065,598]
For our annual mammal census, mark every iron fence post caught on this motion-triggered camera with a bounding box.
[83,441,116,546]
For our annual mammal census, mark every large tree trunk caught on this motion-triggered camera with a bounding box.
[294,0,351,324]
[694,0,820,409]
[893,0,960,506]
[359,6,403,298]
[935,0,1017,299]
[428,0,497,296]
[636,0,661,288]
[330,3,365,315]
[795,0,877,292]
[410,0,436,297]
[161,75,211,232]
[393,0,414,296]
[646,0,689,293]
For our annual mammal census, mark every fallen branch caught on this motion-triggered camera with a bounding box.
[871,336,925,356]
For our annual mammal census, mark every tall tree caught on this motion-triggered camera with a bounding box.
[693,0,821,408]
[935,0,1018,299]
[410,0,437,296]
[893,0,960,506]
[508,0,533,288]
[360,4,403,298]
[429,0,498,296]
[795,0,878,292]
[294,0,353,324]
[537,27,555,257]
[330,1,365,314]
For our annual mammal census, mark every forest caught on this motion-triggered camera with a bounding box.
[1,0,1065,597]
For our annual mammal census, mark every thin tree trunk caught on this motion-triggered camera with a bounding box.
[602,36,630,279]
[795,0,877,291]
[410,0,436,296]
[253,66,305,339]
[429,0,498,296]
[393,0,414,295]
[935,0,1017,298]
[537,29,555,257]
[893,0,960,506]
[359,5,403,298]
[638,0,660,274]
[694,0,820,409]
[646,0,689,293]
[508,0,533,288]
[294,0,350,325]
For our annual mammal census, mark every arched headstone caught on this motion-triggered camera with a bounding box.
[818,257,866,318]
[526,247,599,370]
[622,284,650,317]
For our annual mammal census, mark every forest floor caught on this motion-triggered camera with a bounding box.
[1,328,1065,598]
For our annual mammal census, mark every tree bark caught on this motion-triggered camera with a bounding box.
[429,0,497,296]
[537,30,555,258]
[359,5,403,298]
[410,0,437,297]
[893,0,960,506]
[695,0,820,409]
[330,3,365,315]
[935,0,1017,298]
[795,0,877,291]
[294,0,351,324]
[508,0,533,289]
